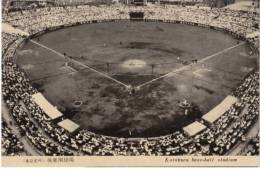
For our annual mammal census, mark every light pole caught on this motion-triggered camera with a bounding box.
[106,62,110,72]
[151,63,156,74]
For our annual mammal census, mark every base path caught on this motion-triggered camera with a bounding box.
[29,40,129,88]
[136,42,246,89]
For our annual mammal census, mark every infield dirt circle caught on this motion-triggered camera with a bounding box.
[16,21,257,137]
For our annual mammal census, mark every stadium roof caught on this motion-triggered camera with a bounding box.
[246,32,259,38]
[32,92,63,120]
[58,119,80,133]
[2,23,29,36]
[202,95,238,124]
[183,121,206,137]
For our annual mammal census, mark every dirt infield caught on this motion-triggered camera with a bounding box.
[15,21,258,137]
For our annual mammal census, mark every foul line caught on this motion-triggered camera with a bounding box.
[136,42,246,89]
[30,40,129,88]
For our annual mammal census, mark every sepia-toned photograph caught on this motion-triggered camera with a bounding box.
[1,0,259,167]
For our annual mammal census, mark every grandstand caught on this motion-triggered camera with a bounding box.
[1,0,259,157]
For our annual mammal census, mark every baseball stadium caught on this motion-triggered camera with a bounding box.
[2,0,259,156]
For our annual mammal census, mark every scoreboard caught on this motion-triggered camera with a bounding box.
[129,12,144,21]
[132,0,147,5]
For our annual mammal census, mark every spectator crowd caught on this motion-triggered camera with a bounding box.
[243,132,259,156]
[2,4,258,46]
[2,119,24,156]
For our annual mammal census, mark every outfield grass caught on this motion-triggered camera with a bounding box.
[15,21,258,137]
